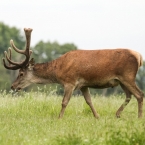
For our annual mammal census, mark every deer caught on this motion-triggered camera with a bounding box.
[3,28,144,119]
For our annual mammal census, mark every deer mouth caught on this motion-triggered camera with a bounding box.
[11,86,22,92]
[16,87,22,92]
[11,85,22,92]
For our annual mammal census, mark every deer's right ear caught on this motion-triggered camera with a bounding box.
[29,58,35,65]
[28,58,35,70]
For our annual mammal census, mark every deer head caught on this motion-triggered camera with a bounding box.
[3,28,35,91]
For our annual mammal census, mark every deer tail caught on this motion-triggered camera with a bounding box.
[139,53,143,67]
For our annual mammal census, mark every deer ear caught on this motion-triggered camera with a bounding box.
[29,58,35,65]
[28,58,35,70]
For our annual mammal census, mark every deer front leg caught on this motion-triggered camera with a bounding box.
[81,87,99,119]
[58,84,74,119]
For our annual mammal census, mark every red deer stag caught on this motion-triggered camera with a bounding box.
[3,28,144,119]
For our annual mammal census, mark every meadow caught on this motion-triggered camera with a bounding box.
[0,90,145,145]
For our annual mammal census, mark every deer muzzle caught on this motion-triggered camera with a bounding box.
[11,85,21,92]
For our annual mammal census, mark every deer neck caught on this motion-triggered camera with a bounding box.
[32,61,58,84]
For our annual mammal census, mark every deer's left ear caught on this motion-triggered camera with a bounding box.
[28,58,35,70]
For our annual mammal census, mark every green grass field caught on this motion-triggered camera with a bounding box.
[0,90,145,145]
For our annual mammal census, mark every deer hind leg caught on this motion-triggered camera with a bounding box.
[58,84,74,119]
[120,80,144,118]
[81,87,99,119]
[116,84,132,118]
[127,84,144,118]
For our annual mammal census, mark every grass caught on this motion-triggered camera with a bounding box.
[0,90,145,145]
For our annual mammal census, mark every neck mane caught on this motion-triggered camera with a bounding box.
[33,61,58,83]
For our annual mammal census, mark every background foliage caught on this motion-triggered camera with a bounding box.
[0,22,145,95]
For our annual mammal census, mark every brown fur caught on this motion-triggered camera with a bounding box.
[32,49,141,89]
[11,49,144,119]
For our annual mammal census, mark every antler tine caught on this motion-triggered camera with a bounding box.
[10,28,33,56]
[2,47,22,70]
[24,28,33,51]
[8,47,11,62]
[8,47,11,66]
[3,59,21,70]
[4,48,22,65]
[21,28,33,66]
[2,56,21,70]
[10,40,25,54]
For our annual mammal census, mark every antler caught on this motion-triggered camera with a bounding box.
[3,28,33,70]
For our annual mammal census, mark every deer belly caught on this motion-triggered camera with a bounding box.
[89,79,120,89]
[75,78,120,89]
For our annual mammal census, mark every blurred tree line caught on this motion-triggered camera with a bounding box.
[0,22,145,96]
